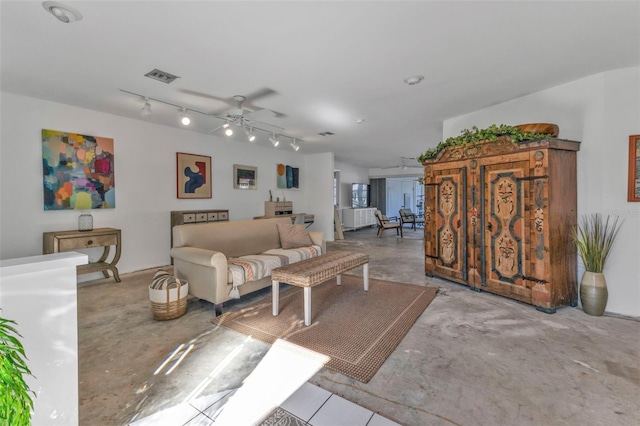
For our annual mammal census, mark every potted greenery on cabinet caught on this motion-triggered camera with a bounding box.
[572,214,623,316]
[0,316,35,425]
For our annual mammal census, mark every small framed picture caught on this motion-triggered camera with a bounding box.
[629,135,640,202]
[176,152,212,199]
[233,164,257,190]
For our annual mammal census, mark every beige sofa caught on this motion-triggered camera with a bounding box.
[170,217,324,314]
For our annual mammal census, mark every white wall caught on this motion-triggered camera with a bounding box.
[303,152,335,242]
[334,161,370,209]
[443,66,640,317]
[0,92,334,275]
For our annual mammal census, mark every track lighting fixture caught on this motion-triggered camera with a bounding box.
[180,108,191,126]
[120,90,307,147]
[140,99,152,117]
[245,127,256,142]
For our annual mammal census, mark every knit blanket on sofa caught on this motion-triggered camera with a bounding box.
[226,246,322,298]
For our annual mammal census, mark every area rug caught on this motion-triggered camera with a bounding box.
[212,275,437,383]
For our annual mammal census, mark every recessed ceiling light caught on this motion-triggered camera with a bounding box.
[42,1,83,23]
[403,75,424,85]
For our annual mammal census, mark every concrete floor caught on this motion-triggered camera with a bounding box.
[78,226,640,426]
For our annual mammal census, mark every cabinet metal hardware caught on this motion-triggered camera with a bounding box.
[516,175,548,181]
[521,275,548,284]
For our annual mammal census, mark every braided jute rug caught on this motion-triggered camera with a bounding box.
[212,275,437,383]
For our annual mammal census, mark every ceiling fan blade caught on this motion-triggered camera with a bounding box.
[244,109,276,120]
[243,88,278,103]
[178,88,228,103]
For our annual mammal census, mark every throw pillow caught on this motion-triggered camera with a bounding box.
[277,222,313,249]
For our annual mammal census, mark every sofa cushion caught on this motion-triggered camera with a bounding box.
[277,223,313,249]
[227,245,322,293]
[173,217,291,258]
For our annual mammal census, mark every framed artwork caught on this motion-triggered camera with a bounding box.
[176,152,212,199]
[276,163,300,189]
[42,129,115,210]
[629,135,640,202]
[233,164,257,190]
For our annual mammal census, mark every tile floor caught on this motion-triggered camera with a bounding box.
[129,382,399,426]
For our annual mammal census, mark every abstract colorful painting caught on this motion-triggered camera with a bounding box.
[233,164,257,190]
[276,163,299,189]
[176,152,212,199]
[42,129,115,210]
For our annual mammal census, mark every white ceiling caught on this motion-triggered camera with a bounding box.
[2,1,639,169]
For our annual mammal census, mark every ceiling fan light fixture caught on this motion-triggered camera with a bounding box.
[42,1,83,23]
[140,99,152,117]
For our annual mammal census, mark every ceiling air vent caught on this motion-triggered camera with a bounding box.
[318,131,335,137]
[144,69,180,84]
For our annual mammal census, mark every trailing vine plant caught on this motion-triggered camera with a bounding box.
[417,124,555,164]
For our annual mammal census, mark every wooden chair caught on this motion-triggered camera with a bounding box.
[399,208,425,230]
[374,210,403,238]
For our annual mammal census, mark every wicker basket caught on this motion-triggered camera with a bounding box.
[149,280,188,320]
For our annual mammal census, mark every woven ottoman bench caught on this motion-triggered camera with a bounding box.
[271,250,369,326]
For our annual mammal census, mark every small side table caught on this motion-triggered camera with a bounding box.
[43,228,122,282]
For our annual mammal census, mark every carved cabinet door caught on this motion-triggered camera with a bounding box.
[425,167,468,283]
[480,160,532,303]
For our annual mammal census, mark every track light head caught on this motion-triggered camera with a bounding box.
[225,128,234,136]
[180,108,191,126]
[245,127,256,142]
[140,100,152,117]
[270,134,280,147]
[290,139,300,151]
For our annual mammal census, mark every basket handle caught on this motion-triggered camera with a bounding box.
[164,280,181,302]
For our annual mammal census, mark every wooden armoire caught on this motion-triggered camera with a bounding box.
[422,136,580,313]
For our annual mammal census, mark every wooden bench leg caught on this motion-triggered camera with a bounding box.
[363,263,369,291]
[272,280,280,316]
[304,287,312,326]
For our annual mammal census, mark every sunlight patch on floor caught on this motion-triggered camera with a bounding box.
[214,339,329,425]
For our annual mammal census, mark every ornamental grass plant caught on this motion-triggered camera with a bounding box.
[572,213,622,273]
[0,317,35,426]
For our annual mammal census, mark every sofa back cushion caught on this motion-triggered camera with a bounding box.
[276,223,313,249]
[172,217,291,258]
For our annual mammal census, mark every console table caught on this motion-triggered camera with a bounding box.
[43,228,122,282]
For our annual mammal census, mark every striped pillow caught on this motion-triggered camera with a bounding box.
[151,270,187,290]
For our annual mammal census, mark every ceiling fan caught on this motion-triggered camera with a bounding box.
[381,156,420,170]
[178,87,286,131]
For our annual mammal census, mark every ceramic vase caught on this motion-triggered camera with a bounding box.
[580,271,608,316]
[78,211,93,232]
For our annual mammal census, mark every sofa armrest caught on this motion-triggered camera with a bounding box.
[170,247,229,305]
[309,231,325,254]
